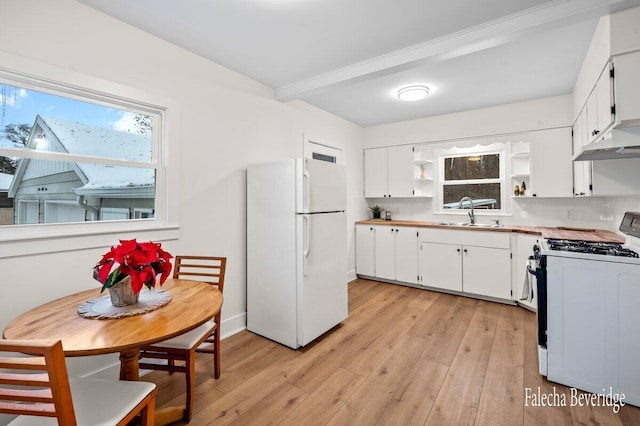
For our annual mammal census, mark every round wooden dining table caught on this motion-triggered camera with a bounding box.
[3,278,222,425]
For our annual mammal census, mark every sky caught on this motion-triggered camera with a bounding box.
[0,83,144,148]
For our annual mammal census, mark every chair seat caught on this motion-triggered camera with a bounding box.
[148,320,216,350]
[8,378,156,426]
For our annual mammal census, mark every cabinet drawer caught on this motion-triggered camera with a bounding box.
[419,228,510,249]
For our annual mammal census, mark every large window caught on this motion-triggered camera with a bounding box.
[0,78,161,227]
[0,52,175,256]
[438,144,506,213]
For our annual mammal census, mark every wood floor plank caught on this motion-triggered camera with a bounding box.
[375,357,449,426]
[522,309,573,426]
[425,300,500,425]
[474,304,525,426]
[280,368,365,426]
[227,383,308,426]
[146,279,640,426]
[409,293,478,367]
[327,334,428,425]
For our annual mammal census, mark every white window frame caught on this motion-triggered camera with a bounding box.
[0,51,178,258]
[436,143,507,215]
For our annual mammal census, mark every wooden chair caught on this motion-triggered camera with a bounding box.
[139,255,226,422]
[0,339,157,426]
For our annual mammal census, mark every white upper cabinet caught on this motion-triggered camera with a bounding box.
[572,110,593,197]
[387,145,415,198]
[529,128,573,198]
[585,63,615,143]
[364,145,418,198]
[510,128,574,198]
[364,148,389,198]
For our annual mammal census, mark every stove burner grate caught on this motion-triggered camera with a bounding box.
[546,239,639,258]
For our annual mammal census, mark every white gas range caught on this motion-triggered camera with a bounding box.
[530,212,640,407]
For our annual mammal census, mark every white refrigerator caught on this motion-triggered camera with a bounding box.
[247,158,348,349]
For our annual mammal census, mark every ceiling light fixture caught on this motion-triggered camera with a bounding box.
[397,85,429,101]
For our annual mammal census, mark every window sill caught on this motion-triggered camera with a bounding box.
[0,222,179,259]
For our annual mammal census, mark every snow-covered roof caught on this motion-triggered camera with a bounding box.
[38,116,154,190]
[0,172,14,191]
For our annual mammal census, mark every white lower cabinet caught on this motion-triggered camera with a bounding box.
[462,246,511,299]
[418,229,512,300]
[418,242,462,291]
[375,226,418,284]
[355,224,418,284]
[355,224,375,277]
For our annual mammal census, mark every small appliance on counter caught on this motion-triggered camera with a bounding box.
[385,211,392,220]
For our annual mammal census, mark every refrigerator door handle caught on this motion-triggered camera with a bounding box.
[303,163,311,212]
[303,215,310,276]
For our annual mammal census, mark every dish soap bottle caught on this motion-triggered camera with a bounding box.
[521,181,527,196]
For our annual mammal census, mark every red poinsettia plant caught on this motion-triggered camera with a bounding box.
[94,239,173,294]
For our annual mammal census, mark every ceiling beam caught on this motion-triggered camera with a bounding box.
[275,0,630,102]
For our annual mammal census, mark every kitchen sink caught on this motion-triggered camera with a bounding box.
[437,221,504,228]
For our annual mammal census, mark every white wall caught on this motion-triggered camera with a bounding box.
[0,0,364,381]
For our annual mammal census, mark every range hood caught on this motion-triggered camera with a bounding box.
[573,127,640,161]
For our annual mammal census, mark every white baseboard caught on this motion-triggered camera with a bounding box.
[221,312,246,339]
[347,269,357,282]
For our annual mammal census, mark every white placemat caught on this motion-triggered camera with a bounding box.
[78,289,172,319]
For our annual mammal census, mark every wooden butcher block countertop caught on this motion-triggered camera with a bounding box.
[356,220,625,243]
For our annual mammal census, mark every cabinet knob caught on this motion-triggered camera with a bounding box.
[463,249,468,253]
[395,229,399,232]
[457,248,461,253]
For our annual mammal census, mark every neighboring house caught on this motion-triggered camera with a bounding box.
[8,115,155,224]
[0,172,14,225]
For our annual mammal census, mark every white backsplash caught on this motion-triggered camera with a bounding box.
[367,195,640,233]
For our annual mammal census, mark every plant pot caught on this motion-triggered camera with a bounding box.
[373,212,381,219]
[108,276,139,307]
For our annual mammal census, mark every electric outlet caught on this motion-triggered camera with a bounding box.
[566,208,574,219]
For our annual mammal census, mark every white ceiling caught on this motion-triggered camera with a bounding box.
[78,0,640,127]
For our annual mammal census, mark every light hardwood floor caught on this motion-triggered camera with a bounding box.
[147,279,640,425]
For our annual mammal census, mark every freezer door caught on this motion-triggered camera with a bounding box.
[297,158,346,213]
[297,212,348,346]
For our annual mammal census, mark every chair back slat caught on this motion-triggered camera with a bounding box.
[173,256,227,293]
[0,339,76,425]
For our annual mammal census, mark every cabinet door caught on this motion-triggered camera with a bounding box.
[374,226,396,280]
[418,242,462,292]
[586,90,599,142]
[530,128,572,197]
[395,227,418,284]
[572,109,592,197]
[462,246,511,299]
[595,64,614,134]
[355,225,375,276]
[387,145,415,198]
[364,148,388,198]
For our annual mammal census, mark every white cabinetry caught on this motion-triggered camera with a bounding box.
[364,146,414,198]
[529,128,573,197]
[572,109,593,197]
[375,226,418,284]
[355,224,375,277]
[510,128,573,198]
[462,246,512,299]
[355,224,418,284]
[418,242,462,292]
[418,229,512,300]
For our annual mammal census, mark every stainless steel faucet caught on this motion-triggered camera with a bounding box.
[458,196,475,224]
